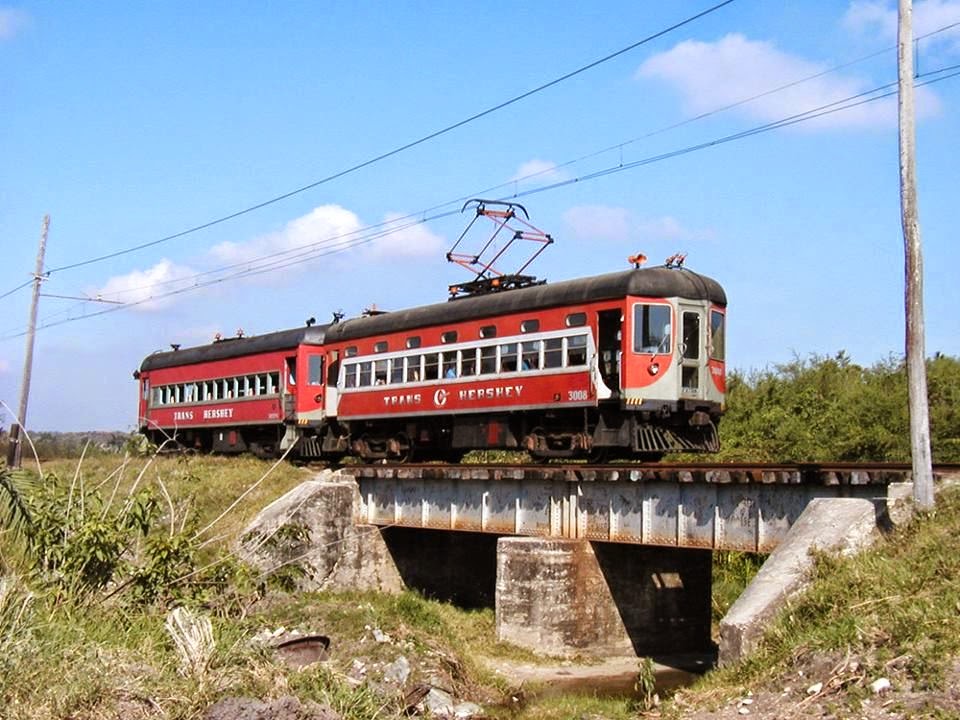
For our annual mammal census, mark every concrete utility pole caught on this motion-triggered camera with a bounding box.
[898,0,935,509]
[5,214,49,469]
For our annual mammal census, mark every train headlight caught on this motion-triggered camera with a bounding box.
[648,362,660,376]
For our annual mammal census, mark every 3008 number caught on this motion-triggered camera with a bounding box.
[567,389,589,401]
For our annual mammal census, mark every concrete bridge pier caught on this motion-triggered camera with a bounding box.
[496,537,713,657]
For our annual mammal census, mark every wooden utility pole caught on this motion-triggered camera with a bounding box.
[898,0,935,509]
[5,215,49,469]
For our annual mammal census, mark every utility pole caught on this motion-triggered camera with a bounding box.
[898,0,935,509]
[5,214,49,469]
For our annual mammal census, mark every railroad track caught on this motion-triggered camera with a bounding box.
[339,461,960,486]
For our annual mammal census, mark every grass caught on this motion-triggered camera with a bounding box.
[5,447,960,719]
[663,483,960,717]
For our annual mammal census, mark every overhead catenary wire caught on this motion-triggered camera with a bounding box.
[84,22,960,308]
[2,15,957,306]
[51,20,960,309]
[39,0,736,277]
[4,63,957,342]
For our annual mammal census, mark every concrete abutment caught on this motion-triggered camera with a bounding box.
[496,537,712,657]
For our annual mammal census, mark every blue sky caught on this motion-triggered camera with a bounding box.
[1,1,959,432]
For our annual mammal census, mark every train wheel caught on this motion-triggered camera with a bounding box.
[387,433,413,463]
[588,447,610,464]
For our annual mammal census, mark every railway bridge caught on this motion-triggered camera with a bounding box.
[242,462,927,665]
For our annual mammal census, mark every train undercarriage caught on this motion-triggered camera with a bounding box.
[149,402,720,463]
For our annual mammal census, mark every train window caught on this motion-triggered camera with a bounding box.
[460,347,478,376]
[682,312,700,360]
[521,341,541,370]
[424,353,440,380]
[480,345,497,374]
[359,361,373,387]
[308,356,323,385]
[565,312,587,327]
[269,372,280,393]
[441,330,458,344]
[500,343,519,372]
[710,310,725,361]
[406,336,421,349]
[405,355,422,382]
[520,319,540,334]
[343,364,358,389]
[544,338,563,368]
[345,346,358,358]
[633,304,672,354]
[479,325,497,339]
[566,335,588,366]
[248,375,258,395]
[390,358,405,384]
[184,384,195,403]
[374,341,388,354]
[374,359,388,385]
[286,357,297,385]
[442,351,458,379]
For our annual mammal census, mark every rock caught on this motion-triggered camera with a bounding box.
[372,627,392,643]
[453,700,483,718]
[870,677,892,694]
[422,688,456,717]
[737,708,750,716]
[383,655,411,685]
[806,682,823,695]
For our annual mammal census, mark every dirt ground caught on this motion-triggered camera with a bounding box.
[666,655,960,720]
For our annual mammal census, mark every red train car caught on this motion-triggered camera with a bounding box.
[136,264,726,461]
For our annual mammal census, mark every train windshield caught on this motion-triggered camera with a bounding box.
[633,304,672,354]
[710,310,725,361]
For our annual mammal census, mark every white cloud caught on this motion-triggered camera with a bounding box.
[210,204,363,265]
[563,205,633,242]
[364,213,446,259]
[845,1,960,52]
[635,216,715,243]
[510,159,569,185]
[94,259,198,311]
[0,8,28,41]
[91,204,447,314]
[563,205,713,245]
[638,33,940,130]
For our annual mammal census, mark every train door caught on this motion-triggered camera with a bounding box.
[283,355,297,421]
[325,351,339,416]
[304,353,325,419]
[597,309,622,394]
[677,303,705,399]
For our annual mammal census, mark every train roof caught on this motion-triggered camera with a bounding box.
[139,324,329,371]
[327,266,725,343]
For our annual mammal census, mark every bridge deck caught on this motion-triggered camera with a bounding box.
[351,464,910,553]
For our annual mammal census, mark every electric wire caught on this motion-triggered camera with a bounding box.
[26,36,929,308]
[40,0,735,276]
[0,278,35,301]
[3,15,957,306]
[4,64,957,342]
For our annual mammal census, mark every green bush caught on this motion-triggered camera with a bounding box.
[718,353,960,463]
